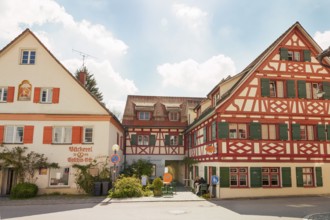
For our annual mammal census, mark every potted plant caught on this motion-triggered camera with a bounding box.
[152,177,163,197]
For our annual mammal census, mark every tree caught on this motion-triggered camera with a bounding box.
[123,159,154,178]
[75,66,104,103]
[0,146,59,183]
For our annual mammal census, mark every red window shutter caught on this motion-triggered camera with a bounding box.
[7,87,15,102]
[23,126,34,144]
[43,126,52,144]
[0,126,4,143]
[72,126,82,144]
[34,87,41,103]
[52,88,60,103]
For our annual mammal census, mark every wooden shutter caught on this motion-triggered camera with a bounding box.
[279,123,288,140]
[250,167,262,188]
[303,50,311,62]
[195,166,199,177]
[212,122,216,140]
[322,82,330,100]
[220,167,230,188]
[149,135,156,146]
[52,88,60,103]
[212,167,216,176]
[43,126,53,144]
[204,166,208,181]
[165,135,170,146]
[291,124,301,140]
[280,48,288,60]
[316,167,323,187]
[250,122,261,140]
[23,126,34,144]
[327,125,330,141]
[297,80,306,99]
[178,135,183,145]
[317,125,326,141]
[281,167,292,187]
[260,78,270,97]
[7,87,15,102]
[130,134,137,145]
[286,80,295,98]
[34,87,41,103]
[203,127,207,143]
[0,125,4,143]
[218,122,229,139]
[72,126,82,144]
[296,167,303,187]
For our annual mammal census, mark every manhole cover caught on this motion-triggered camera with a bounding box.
[168,210,187,215]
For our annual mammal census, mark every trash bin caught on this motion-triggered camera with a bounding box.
[102,181,110,195]
[93,182,101,196]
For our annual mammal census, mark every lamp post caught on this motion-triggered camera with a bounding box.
[111,144,120,186]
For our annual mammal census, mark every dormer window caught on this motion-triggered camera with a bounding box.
[138,112,150,120]
[21,49,36,64]
[169,112,179,121]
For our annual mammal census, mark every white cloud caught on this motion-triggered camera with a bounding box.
[157,55,236,96]
[62,58,138,117]
[172,3,208,34]
[314,30,330,50]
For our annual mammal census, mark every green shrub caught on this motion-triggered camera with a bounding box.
[109,176,143,198]
[152,177,163,197]
[10,183,38,199]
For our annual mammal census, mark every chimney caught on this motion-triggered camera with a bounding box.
[78,71,86,86]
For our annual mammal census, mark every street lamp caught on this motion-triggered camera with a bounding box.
[111,144,120,185]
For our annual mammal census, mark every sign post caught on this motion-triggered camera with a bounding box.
[211,175,219,199]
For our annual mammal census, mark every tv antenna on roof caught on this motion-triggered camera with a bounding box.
[72,49,97,67]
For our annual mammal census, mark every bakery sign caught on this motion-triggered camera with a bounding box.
[67,146,93,163]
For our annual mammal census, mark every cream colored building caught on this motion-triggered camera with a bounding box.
[0,29,124,195]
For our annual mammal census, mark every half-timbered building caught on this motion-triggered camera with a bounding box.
[186,22,330,198]
[122,95,202,181]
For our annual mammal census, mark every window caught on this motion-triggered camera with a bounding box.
[302,167,314,187]
[269,80,284,98]
[211,122,216,140]
[288,50,301,61]
[0,87,8,102]
[169,135,178,146]
[49,167,70,186]
[169,112,179,121]
[300,125,315,140]
[4,126,23,143]
[138,112,150,120]
[138,135,149,145]
[21,50,36,64]
[83,127,93,143]
[213,92,220,106]
[306,82,321,99]
[53,127,72,144]
[40,88,53,103]
[262,168,279,187]
[261,124,277,140]
[230,167,248,187]
[229,124,246,139]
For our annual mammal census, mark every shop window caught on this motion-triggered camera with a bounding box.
[53,127,72,144]
[49,167,70,186]
[230,167,248,187]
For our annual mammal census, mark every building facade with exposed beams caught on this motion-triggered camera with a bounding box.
[0,29,124,195]
[122,95,203,182]
[185,22,330,198]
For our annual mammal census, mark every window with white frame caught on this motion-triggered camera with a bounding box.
[229,124,247,139]
[138,112,150,120]
[83,127,93,143]
[138,135,149,145]
[4,126,24,143]
[169,135,178,146]
[230,167,248,187]
[169,112,179,121]
[262,168,279,187]
[21,50,36,64]
[306,82,321,100]
[302,167,314,186]
[261,124,277,140]
[40,88,53,103]
[53,127,72,144]
[288,50,301,61]
[300,125,314,140]
[0,87,8,102]
[269,80,284,98]
[49,167,70,186]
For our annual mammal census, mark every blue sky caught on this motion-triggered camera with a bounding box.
[1,0,330,117]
